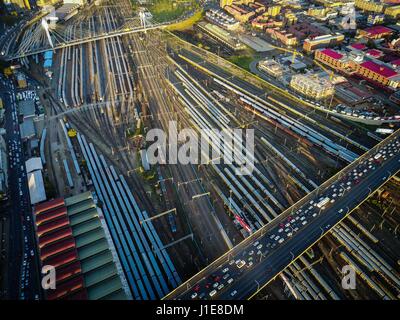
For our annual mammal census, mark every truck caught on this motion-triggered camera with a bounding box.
[316,197,330,209]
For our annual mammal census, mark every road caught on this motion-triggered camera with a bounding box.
[164,130,400,300]
[0,75,41,300]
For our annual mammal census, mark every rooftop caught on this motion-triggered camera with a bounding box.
[320,48,344,60]
[28,170,46,205]
[350,43,367,50]
[360,60,398,78]
[33,192,127,300]
[363,25,393,36]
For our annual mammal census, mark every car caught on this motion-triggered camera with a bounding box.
[236,260,246,269]
[230,290,238,297]
[217,284,224,290]
[247,261,254,267]
[249,250,254,256]
[209,290,217,297]
[229,260,235,265]
[222,267,229,273]
[223,273,230,280]
[302,220,307,225]
[278,238,284,244]
[191,292,197,299]
[213,282,219,289]
[257,244,263,250]
[338,209,343,213]
[227,278,234,284]
[253,241,260,247]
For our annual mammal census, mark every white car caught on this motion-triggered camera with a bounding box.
[209,290,217,297]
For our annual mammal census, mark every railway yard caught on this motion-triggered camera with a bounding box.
[1,0,399,301]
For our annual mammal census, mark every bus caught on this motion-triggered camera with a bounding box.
[316,197,330,209]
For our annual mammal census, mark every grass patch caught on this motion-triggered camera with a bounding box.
[227,55,255,72]
[166,10,203,31]
[132,0,200,23]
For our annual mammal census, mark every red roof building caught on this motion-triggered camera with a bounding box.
[360,61,397,77]
[352,60,400,89]
[366,49,384,58]
[56,261,82,284]
[36,206,68,225]
[33,200,88,300]
[43,249,78,269]
[40,237,76,261]
[390,59,400,67]
[350,43,367,51]
[38,227,73,248]
[36,216,70,237]
[34,198,65,215]
[47,275,85,300]
[359,26,393,39]
[315,48,349,72]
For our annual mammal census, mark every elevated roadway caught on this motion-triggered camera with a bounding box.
[164,130,400,300]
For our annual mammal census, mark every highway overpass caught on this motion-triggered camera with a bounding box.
[164,130,400,300]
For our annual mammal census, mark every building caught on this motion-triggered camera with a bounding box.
[20,117,36,140]
[290,74,335,100]
[26,157,43,173]
[3,0,31,11]
[389,90,400,104]
[258,59,283,77]
[0,135,8,201]
[267,5,281,17]
[28,170,47,205]
[16,72,27,89]
[351,60,400,90]
[355,0,385,13]
[26,157,46,205]
[358,25,394,39]
[19,100,36,120]
[197,22,246,51]
[385,4,400,17]
[36,0,59,7]
[64,0,86,4]
[55,3,81,22]
[205,9,240,30]
[33,192,129,300]
[238,34,275,52]
[224,4,257,23]
[303,33,345,53]
[315,48,354,74]
[266,28,298,46]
